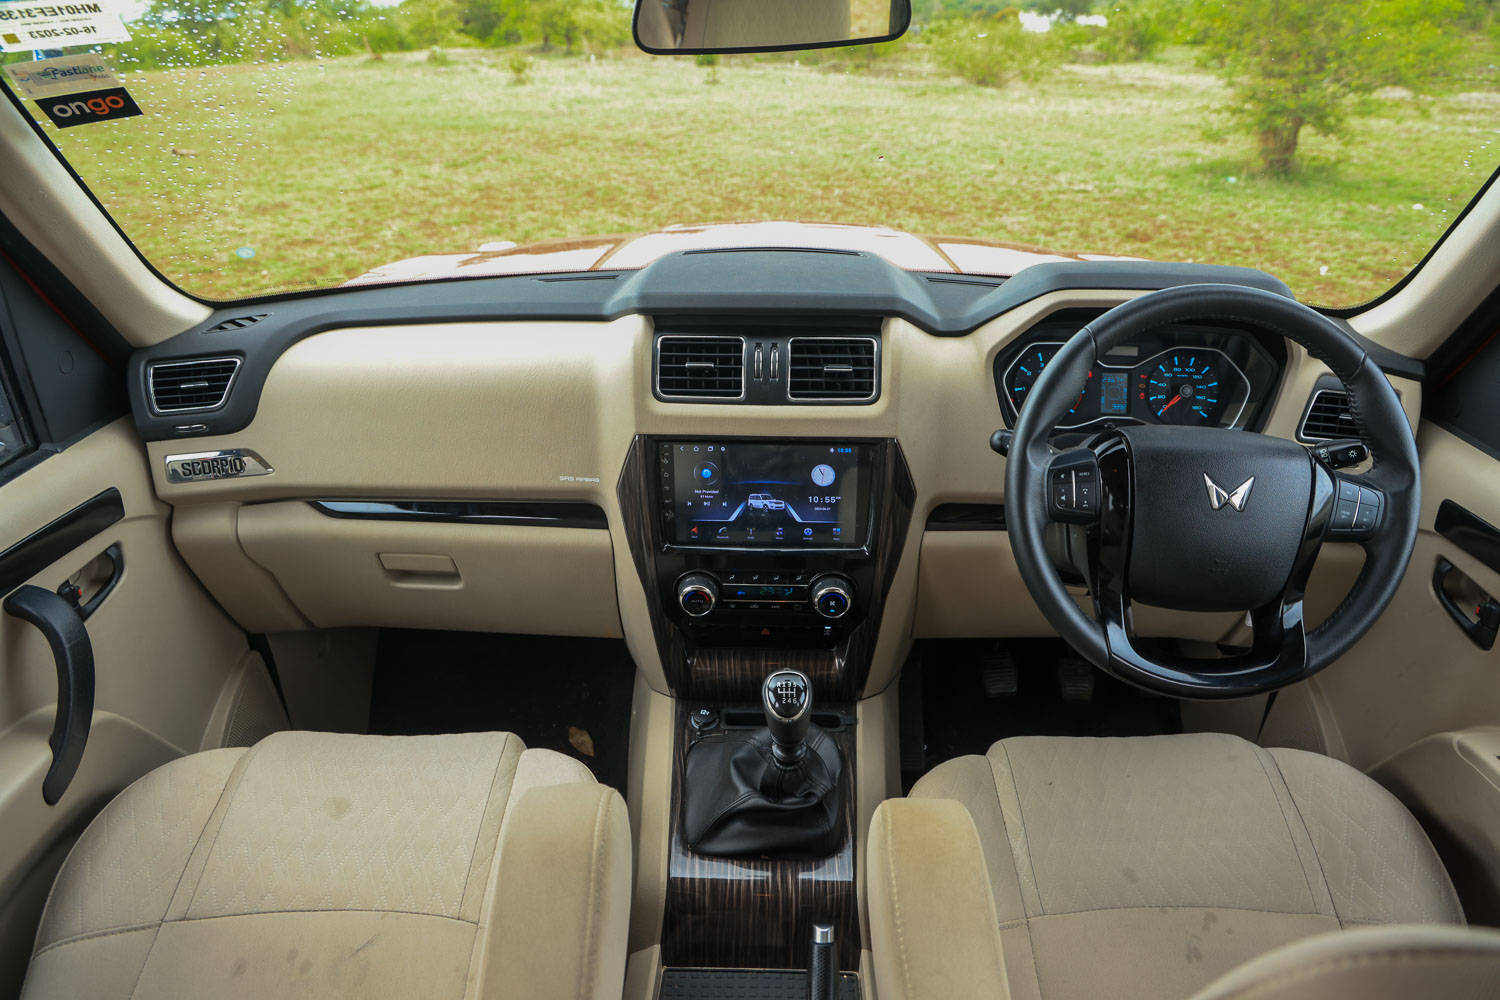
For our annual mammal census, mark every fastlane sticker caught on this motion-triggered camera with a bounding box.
[35,85,141,127]
[4,52,120,99]
[0,2,131,53]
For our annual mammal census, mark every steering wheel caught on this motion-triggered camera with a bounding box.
[1005,284,1420,699]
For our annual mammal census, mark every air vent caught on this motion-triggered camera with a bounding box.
[787,337,878,401]
[205,313,267,334]
[656,336,746,400]
[147,357,241,413]
[1298,388,1358,441]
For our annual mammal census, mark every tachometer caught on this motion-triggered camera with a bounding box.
[1006,344,1091,423]
[1143,352,1226,425]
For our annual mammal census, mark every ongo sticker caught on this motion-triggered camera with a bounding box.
[36,85,141,128]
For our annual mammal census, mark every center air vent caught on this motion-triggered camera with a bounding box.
[147,357,241,414]
[656,336,746,400]
[787,337,878,401]
[1298,388,1358,441]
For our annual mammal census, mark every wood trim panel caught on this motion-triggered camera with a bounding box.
[616,435,915,702]
[661,703,860,971]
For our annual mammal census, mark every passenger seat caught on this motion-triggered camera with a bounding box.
[18,731,630,1000]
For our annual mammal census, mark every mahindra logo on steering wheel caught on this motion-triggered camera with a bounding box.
[1204,474,1255,512]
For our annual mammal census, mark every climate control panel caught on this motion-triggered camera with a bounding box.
[675,570,855,621]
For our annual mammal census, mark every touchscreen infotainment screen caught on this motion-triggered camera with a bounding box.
[663,441,867,547]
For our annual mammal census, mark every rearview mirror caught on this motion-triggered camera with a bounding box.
[634,0,911,55]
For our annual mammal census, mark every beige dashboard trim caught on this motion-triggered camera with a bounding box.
[150,294,1422,697]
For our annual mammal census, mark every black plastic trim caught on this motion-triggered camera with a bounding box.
[0,488,124,597]
[1436,499,1500,578]
[3,584,94,804]
[129,255,1309,441]
[925,502,1006,531]
[308,499,608,529]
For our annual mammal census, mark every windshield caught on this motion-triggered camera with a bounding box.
[2,0,1496,306]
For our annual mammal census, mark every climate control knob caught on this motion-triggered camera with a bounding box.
[810,574,854,620]
[676,572,719,617]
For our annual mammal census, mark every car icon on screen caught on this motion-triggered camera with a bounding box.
[747,493,785,511]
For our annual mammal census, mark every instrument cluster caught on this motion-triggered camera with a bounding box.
[993,309,1284,433]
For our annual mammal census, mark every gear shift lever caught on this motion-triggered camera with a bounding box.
[762,669,812,768]
[681,667,842,856]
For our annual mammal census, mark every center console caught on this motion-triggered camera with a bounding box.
[618,434,915,984]
[652,438,879,648]
[622,436,912,701]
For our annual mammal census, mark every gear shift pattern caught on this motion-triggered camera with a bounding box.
[762,669,812,767]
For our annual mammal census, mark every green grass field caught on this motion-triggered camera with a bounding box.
[35,46,1500,305]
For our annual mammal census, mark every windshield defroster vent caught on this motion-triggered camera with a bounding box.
[205,313,268,334]
[1298,388,1358,441]
[147,357,241,414]
[656,336,746,400]
[787,337,878,401]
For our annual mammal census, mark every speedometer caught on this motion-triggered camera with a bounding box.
[1143,352,1226,425]
[1006,344,1091,423]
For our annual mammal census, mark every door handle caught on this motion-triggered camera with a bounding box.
[1433,557,1500,652]
[59,542,124,621]
[3,585,95,804]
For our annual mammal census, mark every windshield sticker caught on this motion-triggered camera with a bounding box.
[4,53,120,99]
[36,85,141,128]
[0,2,131,53]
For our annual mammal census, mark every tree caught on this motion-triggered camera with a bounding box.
[1197,0,1464,172]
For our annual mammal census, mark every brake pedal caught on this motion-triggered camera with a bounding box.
[980,647,1019,697]
[1057,655,1095,704]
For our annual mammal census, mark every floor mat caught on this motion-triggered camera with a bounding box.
[907,638,1180,791]
[369,631,635,794]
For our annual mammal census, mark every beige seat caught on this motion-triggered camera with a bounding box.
[868,733,1467,1000]
[1192,924,1500,1000]
[20,731,631,1000]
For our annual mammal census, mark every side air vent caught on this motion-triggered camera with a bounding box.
[147,357,241,414]
[787,337,878,401]
[1298,388,1358,441]
[205,313,267,334]
[656,336,746,400]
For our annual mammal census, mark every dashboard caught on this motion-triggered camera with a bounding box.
[993,308,1285,433]
[120,253,1424,701]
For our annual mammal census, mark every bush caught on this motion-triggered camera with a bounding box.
[696,51,721,84]
[1094,1,1175,63]
[506,50,532,84]
[426,46,454,66]
[928,17,1064,87]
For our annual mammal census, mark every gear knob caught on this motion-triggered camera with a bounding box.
[762,669,812,767]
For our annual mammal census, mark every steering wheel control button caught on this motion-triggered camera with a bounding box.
[810,575,853,619]
[676,572,719,617]
[1327,481,1383,540]
[1047,451,1102,524]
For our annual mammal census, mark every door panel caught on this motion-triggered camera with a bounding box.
[1274,423,1500,770]
[0,418,256,997]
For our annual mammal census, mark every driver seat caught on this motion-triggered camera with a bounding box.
[869,733,1469,1000]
